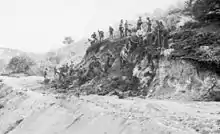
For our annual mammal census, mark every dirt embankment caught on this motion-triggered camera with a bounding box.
[0,76,220,134]
[51,28,220,101]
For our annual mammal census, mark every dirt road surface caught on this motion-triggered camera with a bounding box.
[0,76,220,134]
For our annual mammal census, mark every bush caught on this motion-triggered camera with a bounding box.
[182,21,203,29]
[192,0,220,22]
[168,8,182,15]
[0,59,6,72]
[7,55,36,74]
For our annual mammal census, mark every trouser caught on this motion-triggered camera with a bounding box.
[54,72,57,77]
[129,42,138,53]
[92,38,97,43]
[163,35,168,49]
[58,73,65,81]
[147,27,152,32]
[120,31,124,38]
[125,28,128,36]
[99,36,103,42]
[69,70,74,76]
[109,32,113,39]
[155,32,162,48]
[145,33,153,46]
[138,36,143,47]
[137,26,141,30]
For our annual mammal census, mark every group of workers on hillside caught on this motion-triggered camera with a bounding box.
[89,16,168,50]
[44,16,169,80]
[54,61,76,81]
[90,30,105,44]
[43,61,76,81]
[138,17,168,48]
[118,20,133,38]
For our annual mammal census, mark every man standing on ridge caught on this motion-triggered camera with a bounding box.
[54,66,58,77]
[109,26,114,39]
[119,19,124,38]
[91,32,98,42]
[163,26,169,49]
[44,68,48,79]
[159,21,165,49]
[136,28,145,47]
[154,20,163,49]
[124,20,132,37]
[98,30,104,42]
[137,16,143,30]
[146,17,152,32]
[69,61,75,75]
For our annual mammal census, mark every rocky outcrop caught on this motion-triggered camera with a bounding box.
[134,56,220,101]
[51,25,220,101]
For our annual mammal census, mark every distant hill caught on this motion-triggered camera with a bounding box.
[0,47,45,73]
[0,47,45,62]
[0,47,24,61]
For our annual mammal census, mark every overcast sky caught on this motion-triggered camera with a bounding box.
[0,0,184,53]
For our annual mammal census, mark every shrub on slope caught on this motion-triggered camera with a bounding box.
[192,0,220,22]
[7,55,36,74]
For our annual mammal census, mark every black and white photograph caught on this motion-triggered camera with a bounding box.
[0,0,220,133]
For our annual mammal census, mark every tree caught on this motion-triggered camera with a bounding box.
[192,0,220,22]
[62,37,74,45]
[185,0,194,8]
[184,0,195,16]
[168,8,182,15]
[7,55,36,73]
[0,59,6,71]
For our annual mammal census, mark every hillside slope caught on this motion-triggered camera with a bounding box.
[51,20,220,101]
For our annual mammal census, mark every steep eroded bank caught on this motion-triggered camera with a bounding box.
[51,25,220,101]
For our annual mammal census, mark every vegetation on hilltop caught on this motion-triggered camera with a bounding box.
[185,0,220,22]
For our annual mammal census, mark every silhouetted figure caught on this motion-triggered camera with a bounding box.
[163,29,169,49]
[58,64,67,81]
[91,32,98,42]
[69,61,75,75]
[88,38,95,46]
[146,17,152,32]
[124,20,132,36]
[119,19,124,38]
[65,63,69,72]
[54,67,58,77]
[136,29,144,47]
[98,30,104,42]
[154,20,164,49]
[144,32,154,46]
[159,21,165,49]
[120,43,130,66]
[44,68,48,79]
[137,17,143,30]
[109,26,114,39]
